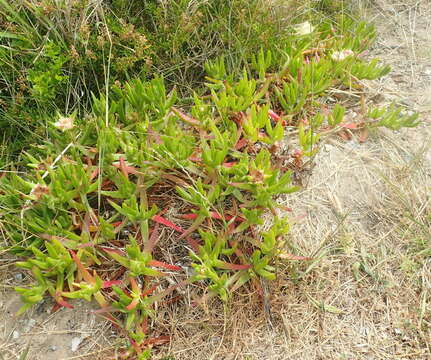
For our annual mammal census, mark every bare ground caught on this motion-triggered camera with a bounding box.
[1,1,430,359]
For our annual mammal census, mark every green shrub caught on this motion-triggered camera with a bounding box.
[0,0,290,160]
[0,0,154,158]
[0,0,379,163]
[0,16,419,357]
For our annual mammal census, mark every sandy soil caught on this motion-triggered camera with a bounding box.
[1,1,430,359]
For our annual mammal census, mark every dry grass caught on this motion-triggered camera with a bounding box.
[1,1,431,359]
[148,1,431,359]
[150,133,431,360]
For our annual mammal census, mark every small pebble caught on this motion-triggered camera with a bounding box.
[49,345,57,352]
[210,336,221,345]
[24,319,36,332]
[12,330,20,340]
[71,337,82,352]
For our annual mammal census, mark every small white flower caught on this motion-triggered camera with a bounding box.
[331,49,354,62]
[54,116,74,131]
[294,21,315,36]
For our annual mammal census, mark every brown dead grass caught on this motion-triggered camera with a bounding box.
[150,133,431,360]
[148,1,431,359]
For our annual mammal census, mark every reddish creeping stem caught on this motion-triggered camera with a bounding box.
[269,109,287,126]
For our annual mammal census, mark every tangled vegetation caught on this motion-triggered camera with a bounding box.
[0,0,289,159]
[0,1,420,359]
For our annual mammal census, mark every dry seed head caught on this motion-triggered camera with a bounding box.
[30,184,49,200]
